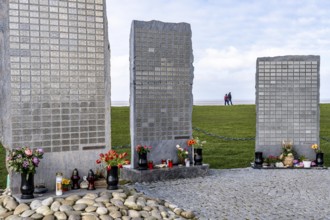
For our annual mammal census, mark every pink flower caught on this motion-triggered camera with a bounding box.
[25,148,33,156]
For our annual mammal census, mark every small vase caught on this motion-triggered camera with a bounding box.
[303,160,311,168]
[62,186,69,192]
[316,153,324,167]
[178,157,185,165]
[167,159,173,168]
[21,173,34,199]
[138,152,148,170]
[148,161,153,170]
[107,166,119,190]
[194,148,203,165]
[254,152,263,167]
[185,158,190,167]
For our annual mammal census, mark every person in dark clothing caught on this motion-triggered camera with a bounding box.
[224,94,229,106]
[228,92,233,105]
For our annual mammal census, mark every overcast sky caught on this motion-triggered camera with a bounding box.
[107,0,330,102]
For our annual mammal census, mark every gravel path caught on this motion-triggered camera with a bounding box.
[133,168,330,220]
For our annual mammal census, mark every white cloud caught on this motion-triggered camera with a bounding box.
[197,47,253,72]
[108,0,330,103]
[110,55,129,101]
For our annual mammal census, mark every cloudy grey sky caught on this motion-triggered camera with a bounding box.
[107,0,330,103]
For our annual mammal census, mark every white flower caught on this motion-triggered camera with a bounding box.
[176,145,180,149]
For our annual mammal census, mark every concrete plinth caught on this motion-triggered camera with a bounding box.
[120,164,209,183]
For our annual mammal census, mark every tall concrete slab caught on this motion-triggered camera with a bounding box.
[129,20,194,167]
[0,0,111,192]
[256,55,320,159]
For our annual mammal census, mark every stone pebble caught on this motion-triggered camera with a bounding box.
[0,187,197,219]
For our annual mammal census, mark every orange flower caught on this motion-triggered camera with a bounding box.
[187,137,206,148]
[187,139,196,146]
[96,149,130,169]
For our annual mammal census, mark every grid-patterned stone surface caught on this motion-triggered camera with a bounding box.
[130,20,194,167]
[256,55,320,158]
[0,0,110,191]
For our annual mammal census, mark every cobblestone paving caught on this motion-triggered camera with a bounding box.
[133,168,330,220]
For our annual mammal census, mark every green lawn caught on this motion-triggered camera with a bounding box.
[192,105,256,168]
[1,104,330,189]
[111,104,330,168]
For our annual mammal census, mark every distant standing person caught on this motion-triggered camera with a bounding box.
[224,94,229,106]
[228,92,233,105]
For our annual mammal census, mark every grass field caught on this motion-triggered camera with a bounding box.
[1,104,330,189]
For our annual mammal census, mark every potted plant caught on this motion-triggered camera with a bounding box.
[7,146,44,199]
[311,143,323,167]
[265,155,279,167]
[62,178,71,192]
[302,158,312,168]
[136,145,152,170]
[187,137,206,165]
[96,150,130,190]
[176,145,189,165]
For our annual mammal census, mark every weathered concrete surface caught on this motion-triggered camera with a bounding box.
[0,0,111,192]
[255,55,320,159]
[0,0,10,149]
[130,20,194,167]
[121,164,209,183]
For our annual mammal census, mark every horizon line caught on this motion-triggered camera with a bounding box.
[111,99,330,106]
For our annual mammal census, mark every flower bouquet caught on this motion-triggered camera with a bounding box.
[7,146,44,199]
[311,143,324,167]
[311,143,322,153]
[265,155,280,167]
[136,145,152,155]
[96,149,130,190]
[187,137,206,165]
[7,146,44,176]
[187,137,206,149]
[96,149,130,170]
[135,145,152,170]
[176,145,189,165]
